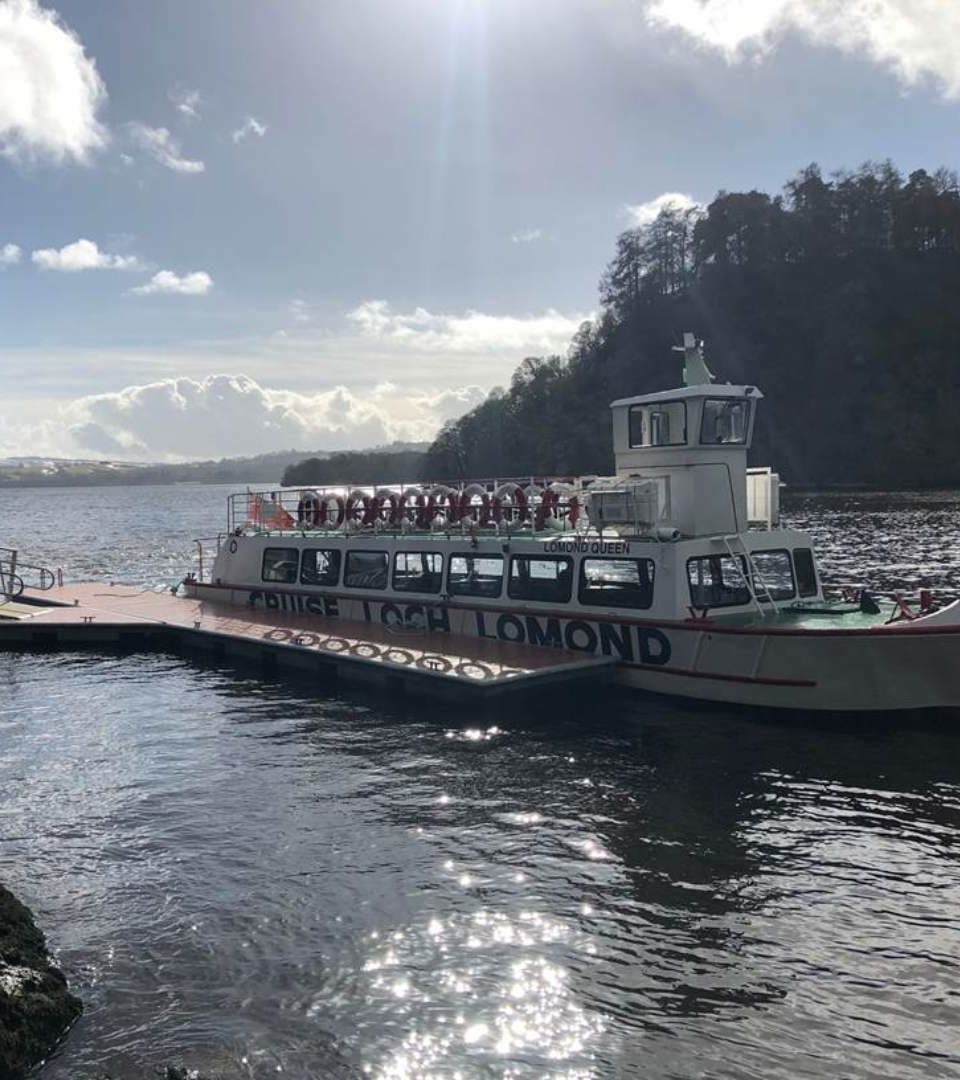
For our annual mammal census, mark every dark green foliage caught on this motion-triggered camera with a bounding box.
[425,162,960,486]
[0,883,82,1078]
[282,449,427,487]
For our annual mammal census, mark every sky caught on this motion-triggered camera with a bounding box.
[2,0,960,461]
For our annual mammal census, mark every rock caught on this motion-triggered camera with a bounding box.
[0,882,82,1079]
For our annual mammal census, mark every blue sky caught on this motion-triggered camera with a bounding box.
[2,0,959,460]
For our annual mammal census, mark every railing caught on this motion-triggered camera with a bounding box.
[225,477,599,538]
[192,535,226,584]
[0,547,62,596]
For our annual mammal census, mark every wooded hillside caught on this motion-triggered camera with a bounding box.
[424,163,960,487]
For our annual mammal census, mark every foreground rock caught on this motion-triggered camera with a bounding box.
[0,883,82,1078]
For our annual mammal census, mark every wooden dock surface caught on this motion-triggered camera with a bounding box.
[0,584,615,698]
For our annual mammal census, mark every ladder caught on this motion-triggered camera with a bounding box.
[721,534,780,616]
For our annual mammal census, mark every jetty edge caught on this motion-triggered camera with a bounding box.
[0,883,82,1078]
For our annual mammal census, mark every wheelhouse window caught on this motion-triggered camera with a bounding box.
[300,548,341,587]
[750,549,795,601]
[393,552,443,594]
[344,550,388,590]
[700,398,750,445]
[448,554,503,598]
[687,555,751,608]
[628,401,687,448]
[262,547,299,584]
[579,557,655,610]
[793,548,819,598]
[508,556,573,604]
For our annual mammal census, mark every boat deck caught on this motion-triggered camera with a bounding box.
[728,600,900,632]
[0,583,616,700]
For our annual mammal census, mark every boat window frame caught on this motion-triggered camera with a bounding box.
[578,556,656,610]
[628,400,687,448]
[392,551,445,594]
[447,553,505,599]
[686,553,752,609]
[507,555,574,604]
[343,549,390,590]
[261,546,300,585]
[299,547,342,588]
[793,547,819,598]
[699,397,751,445]
[749,548,796,602]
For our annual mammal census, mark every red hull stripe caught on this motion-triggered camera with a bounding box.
[643,666,817,688]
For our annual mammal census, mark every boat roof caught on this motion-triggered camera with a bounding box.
[610,383,763,408]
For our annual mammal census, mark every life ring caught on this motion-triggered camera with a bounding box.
[350,642,383,659]
[292,632,321,647]
[416,654,452,673]
[264,628,293,642]
[228,538,238,554]
[297,490,322,527]
[320,495,345,529]
[415,494,436,531]
[454,660,492,680]
[319,636,350,652]
[361,495,382,528]
[384,648,415,666]
[377,489,402,526]
[535,490,560,530]
[459,485,491,527]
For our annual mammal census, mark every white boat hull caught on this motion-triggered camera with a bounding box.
[186,582,960,712]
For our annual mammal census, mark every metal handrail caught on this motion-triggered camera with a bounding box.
[0,547,62,593]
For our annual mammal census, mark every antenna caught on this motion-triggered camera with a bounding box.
[673,332,715,387]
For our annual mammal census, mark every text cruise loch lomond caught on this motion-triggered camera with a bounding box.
[185,336,960,712]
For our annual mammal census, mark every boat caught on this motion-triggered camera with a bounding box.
[184,335,960,712]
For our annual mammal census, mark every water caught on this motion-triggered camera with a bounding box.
[1,485,960,1079]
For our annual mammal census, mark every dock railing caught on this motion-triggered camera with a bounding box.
[0,547,62,597]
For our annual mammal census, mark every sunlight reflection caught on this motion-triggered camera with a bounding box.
[365,907,604,1078]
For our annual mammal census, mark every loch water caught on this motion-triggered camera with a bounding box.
[1,485,959,1079]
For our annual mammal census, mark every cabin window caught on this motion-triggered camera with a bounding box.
[262,547,299,584]
[448,554,504,598]
[687,555,751,608]
[579,558,655,609]
[344,550,388,590]
[793,548,819,597]
[628,401,687,448]
[700,398,750,445]
[393,552,444,594]
[508,556,573,604]
[750,549,795,601]
[300,548,341,587]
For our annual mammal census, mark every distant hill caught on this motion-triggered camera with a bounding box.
[0,442,428,488]
[426,162,960,488]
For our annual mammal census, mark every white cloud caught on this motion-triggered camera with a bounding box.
[511,228,543,244]
[170,87,200,120]
[0,0,107,162]
[647,0,960,99]
[127,122,204,173]
[31,237,140,271]
[623,191,704,228]
[346,300,588,356]
[0,298,589,459]
[55,374,487,460]
[232,116,266,143]
[288,298,310,324]
[0,242,20,265]
[131,270,212,296]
